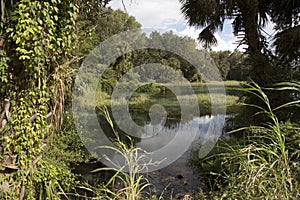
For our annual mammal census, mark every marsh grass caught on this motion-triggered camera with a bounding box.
[92,81,242,117]
[78,106,159,200]
[90,143,154,199]
[194,81,300,199]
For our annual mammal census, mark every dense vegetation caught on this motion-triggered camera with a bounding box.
[180,0,300,199]
[192,82,300,199]
[0,0,299,199]
[0,1,140,199]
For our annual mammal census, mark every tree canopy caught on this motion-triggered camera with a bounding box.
[180,0,299,61]
[0,0,145,198]
[180,0,299,85]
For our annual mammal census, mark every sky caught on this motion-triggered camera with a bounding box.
[109,0,275,51]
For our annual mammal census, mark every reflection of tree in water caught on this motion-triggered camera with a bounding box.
[96,108,138,145]
[95,102,179,147]
[96,102,225,155]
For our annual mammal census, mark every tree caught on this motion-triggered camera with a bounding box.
[226,51,251,81]
[73,6,141,57]
[210,50,251,81]
[179,0,300,85]
[210,50,231,80]
[147,31,203,82]
[271,0,300,65]
[0,0,142,198]
[180,0,266,52]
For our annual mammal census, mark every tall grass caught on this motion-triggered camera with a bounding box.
[194,81,300,199]
[79,106,158,200]
[86,143,153,199]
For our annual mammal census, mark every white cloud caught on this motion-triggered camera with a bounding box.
[109,0,184,29]
[212,33,239,51]
[176,26,241,51]
[179,26,201,39]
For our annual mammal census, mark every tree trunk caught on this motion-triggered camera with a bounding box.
[237,0,273,86]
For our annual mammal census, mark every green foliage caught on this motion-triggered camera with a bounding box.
[136,84,161,95]
[33,111,91,200]
[210,50,231,80]
[194,82,300,199]
[44,111,91,165]
[33,159,76,200]
[90,140,154,200]
[0,2,153,199]
[73,7,141,57]
[0,0,79,199]
[98,30,211,95]
[235,81,300,127]
[271,1,300,65]
[213,50,251,81]
[8,0,77,66]
[226,51,252,81]
[0,49,9,93]
[210,50,251,81]
[179,0,300,86]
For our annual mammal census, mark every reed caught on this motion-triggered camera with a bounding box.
[194,81,300,199]
[80,106,158,200]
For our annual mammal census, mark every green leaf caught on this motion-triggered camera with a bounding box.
[19,55,31,60]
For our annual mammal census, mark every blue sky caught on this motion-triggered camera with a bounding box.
[109,0,275,51]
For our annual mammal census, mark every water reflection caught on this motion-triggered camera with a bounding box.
[137,115,225,157]
[74,110,228,196]
[74,108,226,173]
[141,115,227,197]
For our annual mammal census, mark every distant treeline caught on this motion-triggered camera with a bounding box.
[97,31,252,94]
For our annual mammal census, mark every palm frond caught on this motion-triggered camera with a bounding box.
[274,25,300,65]
[198,25,218,48]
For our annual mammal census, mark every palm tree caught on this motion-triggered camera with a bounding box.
[180,0,299,83]
[180,0,269,53]
[271,0,300,65]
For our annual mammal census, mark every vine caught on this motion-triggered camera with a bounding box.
[0,0,78,199]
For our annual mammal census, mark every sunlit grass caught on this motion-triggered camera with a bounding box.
[189,80,243,87]
[93,81,243,116]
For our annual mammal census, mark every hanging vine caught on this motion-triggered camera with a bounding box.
[0,0,78,199]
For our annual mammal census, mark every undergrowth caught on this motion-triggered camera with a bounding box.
[194,82,300,199]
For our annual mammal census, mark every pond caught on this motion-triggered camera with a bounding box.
[74,109,230,198]
[138,114,228,198]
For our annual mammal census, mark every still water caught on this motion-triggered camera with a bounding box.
[136,115,226,197]
[75,110,228,197]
